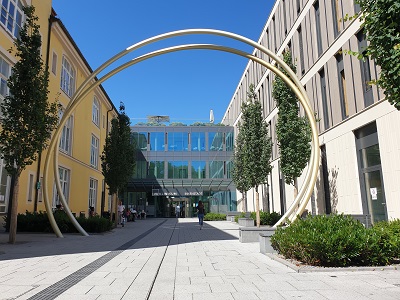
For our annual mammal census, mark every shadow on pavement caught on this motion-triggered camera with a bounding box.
[0,218,239,261]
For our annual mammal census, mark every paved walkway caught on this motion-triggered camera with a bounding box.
[0,218,399,300]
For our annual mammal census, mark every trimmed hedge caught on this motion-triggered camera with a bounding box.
[204,213,226,221]
[235,211,281,226]
[271,214,400,267]
[3,210,113,233]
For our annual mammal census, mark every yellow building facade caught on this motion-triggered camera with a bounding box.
[0,0,118,219]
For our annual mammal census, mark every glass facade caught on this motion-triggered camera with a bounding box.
[191,161,206,179]
[130,126,236,215]
[149,161,164,178]
[132,132,148,150]
[225,131,234,151]
[209,161,224,178]
[168,132,188,151]
[168,161,188,179]
[209,132,224,151]
[150,132,165,151]
[191,132,205,151]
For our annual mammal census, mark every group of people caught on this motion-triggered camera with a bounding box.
[116,200,205,229]
[117,201,146,227]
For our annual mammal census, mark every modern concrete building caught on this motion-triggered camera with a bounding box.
[0,0,118,218]
[222,0,400,224]
[126,125,237,218]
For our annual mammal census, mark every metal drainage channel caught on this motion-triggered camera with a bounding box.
[27,219,173,300]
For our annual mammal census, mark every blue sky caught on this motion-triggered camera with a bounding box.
[52,0,274,124]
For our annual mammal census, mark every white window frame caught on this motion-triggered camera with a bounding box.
[60,56,75,98]
[51,51,57,75]
[92,96,100,126]
[88,178,98,210]
[0,56,11,117]
[52,167,70,208]
[58,108,73,154]
[90,134,99,168]
[0,0,23,38]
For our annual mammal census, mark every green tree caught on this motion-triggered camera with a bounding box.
[101,103,136,225]
[0,6,59,244]
[356,0,400,109]
[232,84,272,227]
[232,122,251,212]
[272,51,311,198]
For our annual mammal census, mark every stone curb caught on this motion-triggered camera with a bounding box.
[264,253,400,273]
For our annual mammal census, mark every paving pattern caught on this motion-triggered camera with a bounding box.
[0,218,399,300]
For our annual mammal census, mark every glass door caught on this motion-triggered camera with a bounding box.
[363,170,387,223]
[355,122,387,225]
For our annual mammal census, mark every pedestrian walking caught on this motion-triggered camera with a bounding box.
[175,204,180,218]
[196,201,205,229]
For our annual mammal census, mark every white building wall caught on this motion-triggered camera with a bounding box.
[377,107,400,220]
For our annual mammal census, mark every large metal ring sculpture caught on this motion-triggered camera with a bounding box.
[43,29,320,237]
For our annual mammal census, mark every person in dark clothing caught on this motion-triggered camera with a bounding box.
[196,201,205,229]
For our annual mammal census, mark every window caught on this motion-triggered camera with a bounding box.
[314,0,323,57]
[209,132,224,151]
[319,68,330,130]
[59,109,73,154]
[357,30,373,107]
[51,52,57,75]
[298,26,305,74]
[226,161,234,179]
[191,161,206,179]
[90,135,99,168]
[225,131,234,151]
[332,0,342,37]
[132,132,148,150]
[336,53,349,119]
[282,0,287,34]
[191,132,205,151]
[168,161,188,179]
[0,0,23,38]
[92,96,100,126]
[296,0,301,14]
[60,56,75,97]
[209,161,224,178]
[168,132,188,151]
[149,161,164,178]
[52,167,70,208]
[0,56,10,109]
[150,132,165,151]
[27,173,34,202]
[88,178,98,210]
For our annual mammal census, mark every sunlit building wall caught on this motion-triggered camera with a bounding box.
[222,0,400,224]
[0,0,118,218]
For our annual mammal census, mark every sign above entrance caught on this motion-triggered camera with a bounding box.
[152,188,203,197]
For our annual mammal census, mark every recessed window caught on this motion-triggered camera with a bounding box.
[60,56,75,98]
[90,135,99,168]
[0,0,23,38]
[51,52,58,75]
[52,167,70,208]
[0,56,11,100]
[88,178,98,210]
[92,96,100,126]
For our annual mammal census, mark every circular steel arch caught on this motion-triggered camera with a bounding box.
[44,30,320,237]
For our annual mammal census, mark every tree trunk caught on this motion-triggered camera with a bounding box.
[242,192,247,212]
[294,178,298,199]
[109,193,114,222]
[255,187,260,228]
[114,190,119,228]
[8,175,20,244]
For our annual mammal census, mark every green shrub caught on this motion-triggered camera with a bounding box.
[204,213,226,221]
[236,211,281,226]
[3,210,113,233]
[271,214,399,267]
[234,212,246,223]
